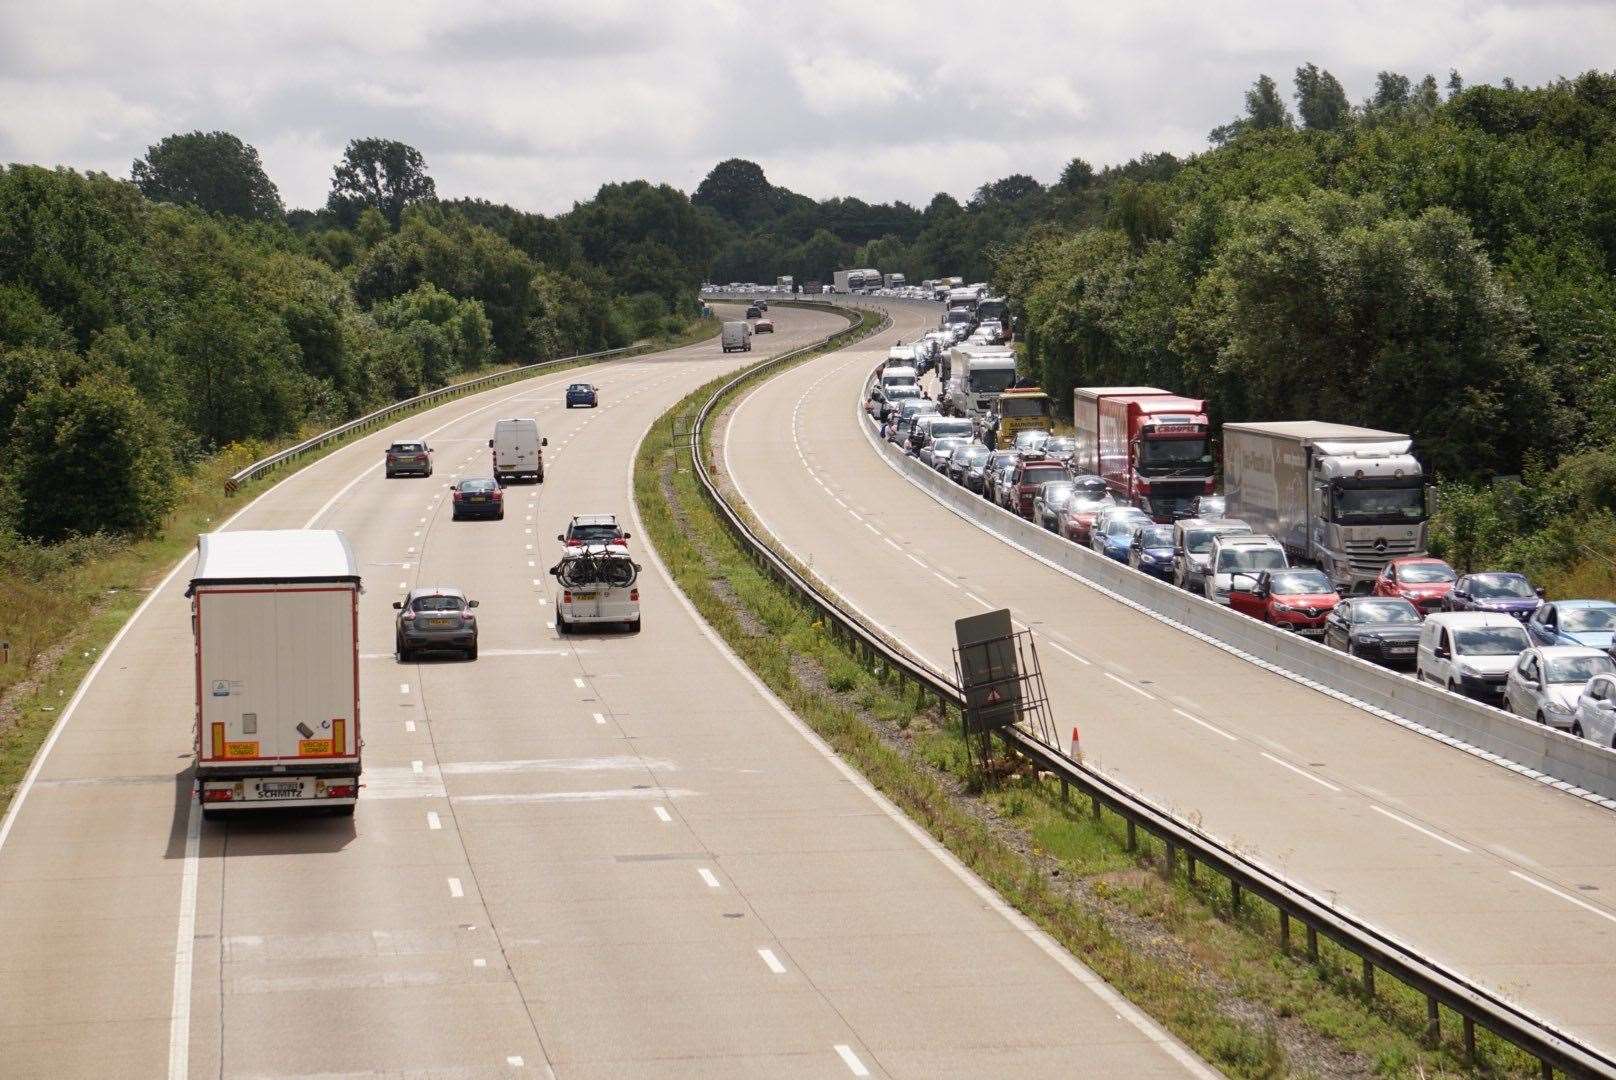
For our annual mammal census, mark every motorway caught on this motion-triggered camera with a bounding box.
[0,305,1210,1079]
[723,299,1616,1056]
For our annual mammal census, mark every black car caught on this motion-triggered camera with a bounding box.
[566,383,598,408]
[451,477,504,520]
[1323,597,1422,667]
[1444,572,1544,619]
[745,305,762,318]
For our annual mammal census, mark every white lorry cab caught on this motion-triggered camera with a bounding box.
[551,543,643,633]
[187,529,362,818]
[489,417,546,483]
[721,320,753,353]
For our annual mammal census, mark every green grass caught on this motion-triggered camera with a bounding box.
[0,318,717,817]
[634,332,1542,1078]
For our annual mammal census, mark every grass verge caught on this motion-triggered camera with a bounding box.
[634,328,1537,1078]
[0,318,717,818]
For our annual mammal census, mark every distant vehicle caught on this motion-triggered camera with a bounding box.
[189,530,362,817]
[1188,495,1224,520]
[385,439,434,478]
[754,298,768,311]
[1443,572,1542,619]
[745,305,762,319]
[1073,387,1214,522]
[890,402,940,446]
[559,514,629,547]
[1205,534,1287,606]
[1172,517,1252,594]
[1010,429,1052,457]
[1042,435,1077,465]
[879,365,919,396]
[565,383,599,408]
[1032,480,1078,531]
[1372,557,1456,614]
[721,320,753,353]
[395,586,480,661]
[1058,489,1117,545]
[980,451,1019,504]
[868,384,922,422]
[754,317,774,333]
[950,444,992,489]
[1573,673,1616,747]
[451,477,504,520]
[1128,524,1177,580]
[489,417,546,484]
[1228,568,1339,637]
[1091,506,1152,561]
[1008,458,1070,519]
[946,345,1018,417]
[552,543,642,633]
[925,435,972,471]
[1504,646,1615,730]
[909,415,973,457]
[1416,611,1531,704]
[1525,600,1616,650]
[1223,421,1430,591]
[990,457,1024,510]
[833,268,882,293]
[1323,597,1423,666]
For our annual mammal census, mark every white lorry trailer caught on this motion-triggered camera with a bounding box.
[1222,420,1431,592]
[188,529,362,818]
[945,345,1019,417]
[489,417,546,483]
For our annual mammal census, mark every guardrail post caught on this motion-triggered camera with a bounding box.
[1279,910,1291,954]
[1539,1060,1553,1080]
[1425,996,1440,1046]
[1060,776,1069,803]
[1125,819,1137,853]
[1163,840,1177,880]
[1462,1016,1476,1063]
[1090,793,1101,820]
[1231,880,1242,914]
[1361,956,1375,998]
[1305,925,1318,963]
[1186,852,1197,885]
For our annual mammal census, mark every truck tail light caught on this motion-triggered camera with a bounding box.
[323,783,357,799]
[202,786,235,802]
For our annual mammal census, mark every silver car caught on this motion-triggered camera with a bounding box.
[395,586,480,661]
[1504,646,1615,730]
[1573,673,1616,746]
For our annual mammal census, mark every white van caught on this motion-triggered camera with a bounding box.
[551,543,642,633]
[880,365,919,395]
[490,417,546,483]
[1417,611,1531,705]
[721,320,752,353]
[1204,534,1287,605]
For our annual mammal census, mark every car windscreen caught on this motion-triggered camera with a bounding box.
[1019,466,1066,486]
[1454,626,1530,655]
[1268,570,1333,595]
[1334,485,1425,524]
[1184,529,1217,554]
[412,596,464,612]
[1470,574,1535,598]
[1044,437,1076,455]
[1139,526,1173,547]
[1217,547,1287,572]
[459,479,496,492]
[887,386,921,400]
[971,368,1018,392]
[1013,431,1050,448]
[1195,497,1225,516]
[929,421,973,439]
[568,384,590,391]
[959,447,990,465]
[1562,606,1616,631]
[1547,654,1616,682]
[1397,562,1455,584]
[571,524,620,543]
[391,443,424,453]
[1103,514,1149,537]
[1001,398,1050,418]
[1353,600,1420,625]
[883,375,917,387]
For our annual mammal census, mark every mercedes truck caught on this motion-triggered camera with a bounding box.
[1222,421,1431,592]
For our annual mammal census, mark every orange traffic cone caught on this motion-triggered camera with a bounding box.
[1069,725,1083,764]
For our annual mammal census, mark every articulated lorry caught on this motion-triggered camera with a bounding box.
[946,345,1018,417]
[776,275,794,291]
[1222,421,1430,591]
[1073,387,1215,521]
[884,272,907,288]
[832,268,882,293]
[188,529,362,818]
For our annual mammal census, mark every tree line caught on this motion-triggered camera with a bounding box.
[0,135,719,545]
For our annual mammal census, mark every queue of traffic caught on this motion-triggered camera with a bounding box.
[867,327,1616,748]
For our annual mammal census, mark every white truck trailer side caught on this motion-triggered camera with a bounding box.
[188,529,363,818]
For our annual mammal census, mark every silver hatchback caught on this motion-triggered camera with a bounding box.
[394,587,480,661]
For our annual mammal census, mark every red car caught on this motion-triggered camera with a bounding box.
[1057,492,1116,543]
[1371,557,1456,614]
[1229,567,1339,637]
[1007,458,1069,519]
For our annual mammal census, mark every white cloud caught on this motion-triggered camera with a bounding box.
[1,1,1613,212]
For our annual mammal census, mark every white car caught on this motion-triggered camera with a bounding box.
[1573,673,1616,746]
[1204,534,1287,605]
[1416,612,1531,705]
[551,543,642,633]
[1504,646,1616,730]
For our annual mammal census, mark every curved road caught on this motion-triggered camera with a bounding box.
[0,305,1208,1079]
[723,299,1616,1056]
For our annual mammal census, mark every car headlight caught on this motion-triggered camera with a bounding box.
[1544,700,1573,717]
[1272,602,1294,613]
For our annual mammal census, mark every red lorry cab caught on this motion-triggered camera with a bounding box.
[1074,387,1214,522]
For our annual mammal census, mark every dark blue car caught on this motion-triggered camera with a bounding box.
[1525,599,1616,650]
[1092,508,1152,562]
[565,382,599,408]
[1128,523,1177,580]
[1444,572,1542,619]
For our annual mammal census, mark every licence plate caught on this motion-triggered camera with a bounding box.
[1387,645,1415,655]
[571,590,598,598]
[257,782,303,799]
[428,618,456,628]
[1299,628,1325,638]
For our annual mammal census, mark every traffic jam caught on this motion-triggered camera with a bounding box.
[867,286,1616,746]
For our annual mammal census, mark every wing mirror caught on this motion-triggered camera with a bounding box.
[623,532,631,539]
[487,438,494,448]
[557,534,565,542]
[467,600,479,608]
[542,437,548,447]
[1434,645,1450,659]
[392,601,402,609]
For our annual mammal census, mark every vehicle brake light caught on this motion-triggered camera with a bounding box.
[563,591,572,603]
[630,588,639,602]
[324,784,357,799]
[202,787,233,802]
[492,490,502,500]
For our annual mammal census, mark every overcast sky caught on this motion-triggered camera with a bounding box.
[3,1,1614,215]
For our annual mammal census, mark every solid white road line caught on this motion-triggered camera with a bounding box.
[698,867,721,889]
[1370,805,1471,853]
[933,571,959,589]
[757,948,787,974]
[1174,708,1237,741]
[1259,752,1340,792]
[1509,870,1616,924]
[1104,671,1157,700]
[834,1044,871,1077]
[1045,639,1092,666]
[165,801,200,1080]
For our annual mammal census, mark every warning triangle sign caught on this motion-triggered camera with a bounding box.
[985,686,1003,704]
